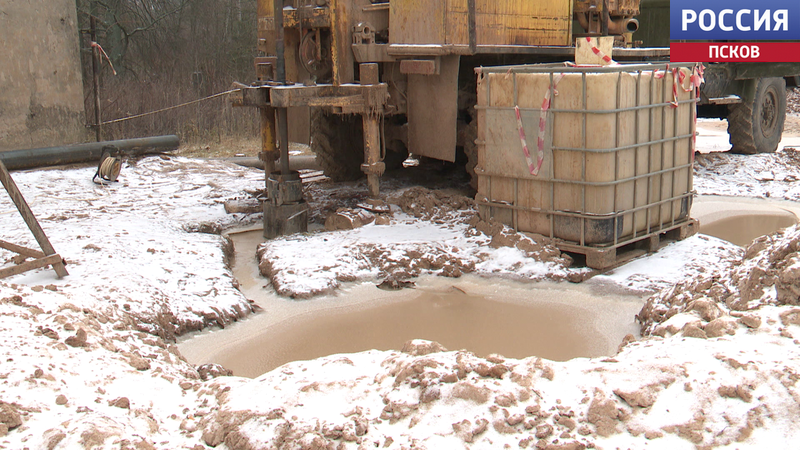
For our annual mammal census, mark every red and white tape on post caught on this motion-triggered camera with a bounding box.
[91,41,117,76]
[515,73,565,176]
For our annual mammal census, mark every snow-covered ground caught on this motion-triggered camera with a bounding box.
[0,115,799,448]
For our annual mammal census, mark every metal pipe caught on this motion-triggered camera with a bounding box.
[273,0,290,175]
[274,1,286,83]
[221,154,321,171]
[0,135,180,171]
[259,107,277,176]
[601,0,609,36]
[467,0,477,55]
[90,15,102,142]
[277,108,291,175]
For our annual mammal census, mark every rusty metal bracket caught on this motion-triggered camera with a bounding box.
[268,83,389,112]
[360,161,386,176]
[283,6,331,29]
[230,82,269,108]
[399,58,440,75]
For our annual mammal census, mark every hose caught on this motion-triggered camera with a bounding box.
[93,147,122,184]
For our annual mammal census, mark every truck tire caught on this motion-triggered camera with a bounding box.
[310,109,364,181]
[728,77,786,154]
[464,118,478,189]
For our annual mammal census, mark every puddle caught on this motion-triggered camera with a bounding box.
[693,196,800,246]
[178,230,645,378]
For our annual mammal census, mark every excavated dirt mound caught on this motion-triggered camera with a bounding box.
[637,223,800,337]
[256,187,579,298]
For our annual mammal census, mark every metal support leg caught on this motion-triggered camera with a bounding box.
[359,63,384,198]
[361,115,383,198]
[259,106,278,177]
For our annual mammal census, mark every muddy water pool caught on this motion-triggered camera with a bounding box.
[178,196,800,378]
[693,196,800,246]
[178,229,645,378]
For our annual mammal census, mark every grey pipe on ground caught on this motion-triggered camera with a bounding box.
[0,135,180,171]
[220,155,321,172]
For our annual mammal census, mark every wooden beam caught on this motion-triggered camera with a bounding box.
[0,159,68,278]
[0,240,45,258]
[0,254,64,280]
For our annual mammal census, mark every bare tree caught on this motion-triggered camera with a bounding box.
[76,0,259,142]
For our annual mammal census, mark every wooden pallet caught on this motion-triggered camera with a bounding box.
[0,159,68,280]
[556,219,699,271]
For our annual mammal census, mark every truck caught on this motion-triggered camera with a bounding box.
[240,0,669,197]
[239,0,800,197]
[637,0,800,154]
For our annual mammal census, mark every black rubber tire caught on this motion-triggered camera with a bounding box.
[384,139,409,171]
[464,118,478,189]
[728,77,786,154]
[310,108,364,181]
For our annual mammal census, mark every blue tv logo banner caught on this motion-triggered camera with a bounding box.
[670,0,800,40]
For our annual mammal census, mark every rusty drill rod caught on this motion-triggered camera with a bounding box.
[273,0,290,175]
[277,108,291,175]
[0,135,180,171]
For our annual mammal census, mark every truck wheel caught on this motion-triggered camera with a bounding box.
[464,118,478,189]
[310,109,364,181]
[384,140,409,171]
[728,77,786,154]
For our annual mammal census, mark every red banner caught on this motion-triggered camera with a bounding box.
[670,42,800,62]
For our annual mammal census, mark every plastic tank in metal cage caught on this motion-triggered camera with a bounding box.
[474,62,698,269]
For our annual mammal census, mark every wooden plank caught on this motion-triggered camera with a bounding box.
[0,240,45,258]
[0,254,64,280]
[0,159,68,278]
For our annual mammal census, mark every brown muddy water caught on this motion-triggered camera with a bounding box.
[178,230,645,378]
[693,196,800,247]
[178,197,800,378]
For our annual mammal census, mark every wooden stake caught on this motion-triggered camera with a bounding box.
[0,160,68,278]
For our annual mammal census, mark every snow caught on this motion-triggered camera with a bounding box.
[258,211,571,297]
[593,234,743,293]
[0,120,799,448]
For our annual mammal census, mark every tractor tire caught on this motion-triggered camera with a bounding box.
[464,118,478,189]
[728,77,786,154]
[384,139,409,171]
[310,108,364,181]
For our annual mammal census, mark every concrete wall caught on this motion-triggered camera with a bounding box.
[0,0,88,152]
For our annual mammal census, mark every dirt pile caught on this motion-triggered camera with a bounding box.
[637,223,800,336]
[257,187,579,298]
[199,341,604,450]
[391,187,475,223]
[0,290,229,449]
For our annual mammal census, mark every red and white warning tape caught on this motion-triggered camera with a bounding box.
[91,41,117,76]
[515,63,705,175]
[585,37,617,65]
[515,73,565,176]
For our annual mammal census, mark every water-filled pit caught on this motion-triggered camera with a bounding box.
[692,196,800,247]
[178,196,800,378]
[178,230,645,378]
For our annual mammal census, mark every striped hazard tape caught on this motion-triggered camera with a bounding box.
[91,41,117,76]
[585,37,618,65]
[515,73,565,176]
[515,63,704,175]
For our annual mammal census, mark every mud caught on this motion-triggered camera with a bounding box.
[179,231,644,378]
[208,289,604,378]
[637,222,800,335]
[693,196,800,247]
[257,187,577,298]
